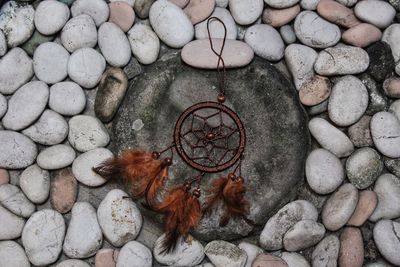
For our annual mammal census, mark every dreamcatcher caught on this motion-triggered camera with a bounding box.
[93,17,250,254]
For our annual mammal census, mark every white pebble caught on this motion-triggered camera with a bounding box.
[373,219,400,266]
[238,242,263,267]
[285,44,317,90]
[283,220,326,251]
[312,235,340,267]
[37,144,76,170]
[355,0,396,29]
[0,204,25,240]
[382,24,400,66]
[370,174,400,222]
[0,184,35,218]
[265,0,300,8]
[61,14,97,52]
[57,259,91,267]
[49,82,86,116]
[71,0,109,27]
[128,23,160,65]
[370,111,400,158]
[0,131,37,169]
[117,241,152,267]
[195,8,237,40]
[204,240,246,267]
[229,0,263,25]
[281,252,310,267]
[19,164,50,204]
[0,93,7,119]
[300,0,320,10]
[34,0,70,35]
[0,30,7,56]
[280,25,296,44]
[0,241,30,267]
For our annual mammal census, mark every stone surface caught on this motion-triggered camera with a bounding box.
[317,0,360,28]
[0,94,6,119]
[299,75,331,106]
[265,0,300,8]
[360,73,388,116]
[229,0,263,25]
[238,242,263,267]
[367,42,395,82]
[262,5,300,28]
[37,144,76,170]
[300,0,320,10]
[21,30,55,57]
[355,0,396,29]
[0,169,9,185]
[373,219,400,266]
[281,252,310,267]
[280,25,296,44]
[19,164,50,204]
[339,227,364,267]
[0,30,6,56]
[370,112,400,158]
[383,78,400,98]
[71,0,109,27]
[342,23,382,47]
[127,23,160,65]
[56,260,91,267]
[34,0,70,35]
[205,240,246,267]
[370,173,400,221]
[348,190,377,226]
[385,157,400,177]
[312,235,340,267]
[61,14,97,52]
[0,204,25,240]
[251,254,288,267]
[0,131,37,169]
[0,184,35,218]
[95,249,119,267]
[118,241,152,267]
[169,0,189,8]
[109,2,135,32]
[0,241,30,267]
[123,57,143,79]
[348,116,373,147]
[283,220,326,251]
[51,168,78,214]
[195,7,237,39]
[49,82,86,116]
[390,100,400,120]
[134,0,153,19]
[183,0,215,24]
[382,24,400,62]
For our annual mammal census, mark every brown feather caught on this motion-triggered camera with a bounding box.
[202,176,228,215]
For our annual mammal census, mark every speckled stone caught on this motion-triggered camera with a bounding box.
[339,227,364,267]
[50,168,78,214]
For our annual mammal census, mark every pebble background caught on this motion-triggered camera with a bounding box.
[0,0,400,266]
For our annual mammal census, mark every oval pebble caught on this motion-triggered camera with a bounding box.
[49,82,86,116]
[383,78,400,98]
[195,7,237,39]
[348,115,373,147]
[373,219,400,266]
[265,0,299,8]
[238,242,263,267]
[382,24,400,62]
[22,209,65,266]
[338,227,364,267]
[299,75,331,106]
[342,23,382,48]
[110,0,135,6]
[57,259,91,267]
[281,252,310,267]
[169,0,189,8]
[0,184,35,218]
[204,240,245,267]
[355,0,396,29]
[347,190,377,226]
[390,100,400,120]
[0,204,25,240]
[300,0,320,10]
[71,0,110,27]
[0,93,7,119]
[61,14,97,52]
[0,131,37,169]
[117,241,152,267]
[312,235,340,267]
[229,0,263,25]
[34,0,70,35]
[280,25,296,44]
[51,168,78,214]
[283,220,326,251]
[370,111,400,158]
[109,1,135,32]
[370,173,400,222]
[0,169,8,185]
[183,0,215,25]
[72,148,113,186]
[252,254,288,267]
[19,164,50,204]
[263,5,301,28]
[0,241,30,267]
[317,0,361,28]
[0,30,6,56]
[128,23,160,65]
[37,144,76,170]
[95,248,119,267]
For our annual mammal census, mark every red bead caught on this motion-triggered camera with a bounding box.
[163,157,173,166]
[152,151,160,159]
[236,176,244,183]
[228,173,236,180]
[206,132,215,140]
[217,94,225,103]
[193,188,201,198]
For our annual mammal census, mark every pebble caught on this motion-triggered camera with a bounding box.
[300,0,320,10]
[0,30,6,56]
[0,94,7,119]
[238,242,263,267]
[360,74,388,115]
[299,75,331,106]
[182,39,254,69]
[321,183,359,231]
[342,23,382,47]
[0,169,9,185]
[367,42,395,82]
[127,23,160,64]
[0,48,33,95]
[109,2,135,32]
[123,57,142,79]
[370,112,400,158]
[397,63,400,76]
[390,100,400,120]
[283,220,326,251]
[373,219,400,266]
[265,0,299,8]
[183,0,215,25]
[383,78,400,98]
[149,0,194,48]
[21,30,56,56]
[294,11,340,48]
[281,252,310,267]
[229,0,263,25]
[314,45,370,76]
[95,249,119,267]
[0,1,35,47]
[49,82,86,116]
[308,117,354,157]
[154,234,205,266]
[22,209,65,266]
[280,25,296,44]
[22,109,68,145]
[0,241,30,267]
[169,0,189,8]
[262,5,300,28]
[110,0,135,6]
[19,164,50,204]
[0,131,37,169]
[68,48,106,88]
[306,148,344,194]
[134,0,154,19]
[61,15,97,52]
[285,44,317,90]
[385,157,400,177]
[348,190,377,226]
[34,0,70,35]
[37,144,76,170]
[312,235,340,267]
[382,24,400,62]
[0,204,25,240]
[71,0,109,27]
[337,0,357,6]
[72,148,112,186]
[251,254,288,267]
[63,202,103,258]
[51,168,78,213]
[57,259,91,267]
[204,240,246,267]
[260,200,318,250]
[117,241,152,267]
[68,115,110,152]
[355,0,396,29]
[338,227,364,267]
[195,7,237,39]
[0,184,35,218]
[370,173,400,221]
[317,0,360,28]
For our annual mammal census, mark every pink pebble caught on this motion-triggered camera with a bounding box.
[0,168,9,185]
[342,23,382,47]
[262,5,300,28]
[109,1,135,32]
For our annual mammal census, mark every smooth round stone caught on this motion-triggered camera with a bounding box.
[244,24,284,61]
[49,82,86,116]
[251,254,288,267]
[280,25,296,44]
[0,48,33,95]
[182,39,254,69]
[347,190,377,226]
[315,45,370,76]
[300,0,320,10]
[21,30,56,56]
[63,202,103,258]
[321,183,359,231]
[342,23,382,47]
[229,0,263,25]
[71,0,109,27]
[0,93,7,119]
[370,173,400,221]
[355,0,396,29]
[306,148,344,195]
[294,11,340,48]
[339,227,364,267]
[281,252,310,267]
[299,75,331,106]
[154,234,204,266]
[0,169,9,185]
[134,0,154,19]
[195,7,237,39]
[337,0,357,6]
[169,0,189,8]
[68,115,110,152]
[72,148,112,186]
[51,168,78,214]
[117,241,151,267]
[346,147,383,189]
[61,15,97,52]
[34,0,70,35]
[367,41,395,82]
[0,204,25,240]
[98,189,142,247]
[0,30,6,56]
[312,235,340,267]
[238,242,263,267]
[308,117,354,157]
[22,110,68,145]
[204,240,246,267]
[0,131,37,169]
[0,241,30,267]
[95,249,119,267]
[328,75,368,126]
[37,144,76,170]
[0,184,35,218]
[265,0,299,8]
[285,44,317,90]
[374,220,400,266]
[19,164,50,204]
[317,0,360,28]
[383,78,400,98]
[397,62,400,76]
[98,22,130,68]
[262,5,300,28]
[183,0,215,24]
[110,0,135,6]
[283,220,325,251]
[22,209,65,266]
[370,112,400,158]
[128,23,160,64]
[109,2,135,32]
[68,48,106,88]
[149,0,194,48]
[260,200,318,250]
[348,115,373,147]
[390,100,400,120]
[0,1,34,47]
[382,24,400,62]
[56,259,91,267]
